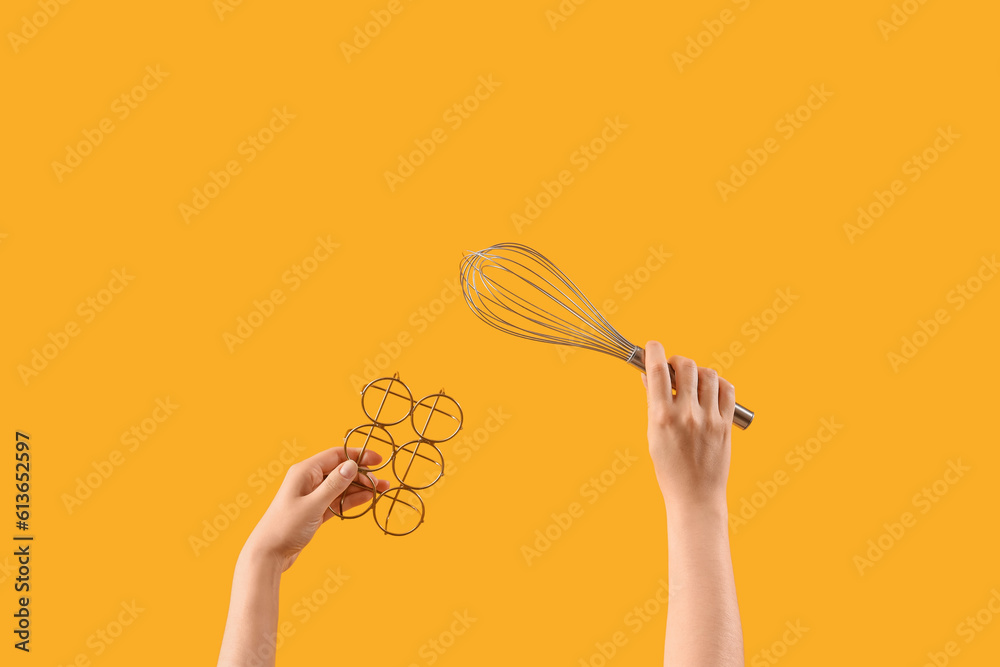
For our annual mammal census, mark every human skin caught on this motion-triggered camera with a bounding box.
[217,447,390,667]
[641,340,744,666]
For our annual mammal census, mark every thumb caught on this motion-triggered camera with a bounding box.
[309,459,358,510]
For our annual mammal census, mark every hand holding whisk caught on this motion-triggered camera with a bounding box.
[458,243,754,429]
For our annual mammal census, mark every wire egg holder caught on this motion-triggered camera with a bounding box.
[330,373,463,536]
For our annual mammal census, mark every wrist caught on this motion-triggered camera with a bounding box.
[238,537,284,577]
[663,493,729,525]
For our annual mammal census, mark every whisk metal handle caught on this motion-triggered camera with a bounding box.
[626,347,755,430]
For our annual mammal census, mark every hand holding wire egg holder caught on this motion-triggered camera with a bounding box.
[458,243,754,429]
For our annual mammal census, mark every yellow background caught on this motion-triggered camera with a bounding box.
[3,0,999,665]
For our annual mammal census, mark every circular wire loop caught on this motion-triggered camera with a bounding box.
[361,374,414,426]
[374,486,425,536]
[410,393,464,443]
[343,423,395,473]
[392,439,444,489]
[328,471,379,519]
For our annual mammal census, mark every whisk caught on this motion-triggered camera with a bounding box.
[459,242,754,429]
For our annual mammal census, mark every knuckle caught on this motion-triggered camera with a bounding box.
[680,360,698,376]
[670,355,692,368]
[648,405,670,427]
[647,360,669,378]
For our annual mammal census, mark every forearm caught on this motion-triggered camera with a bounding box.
[663,499,744,667]
[218,546,283,667]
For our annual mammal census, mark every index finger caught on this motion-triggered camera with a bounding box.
[300,446,383,476]
[643,340,673,406]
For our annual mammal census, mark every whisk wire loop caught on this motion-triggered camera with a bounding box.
[461,244,633,357]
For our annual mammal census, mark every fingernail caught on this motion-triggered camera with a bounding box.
[339,460,358,479]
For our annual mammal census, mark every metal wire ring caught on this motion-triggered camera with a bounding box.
[343,423,394,472]
[361,374,414,426]
[392,439,444,490]
[373,486,425,536]
[409,393,464,443]
[328,471,379,519]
